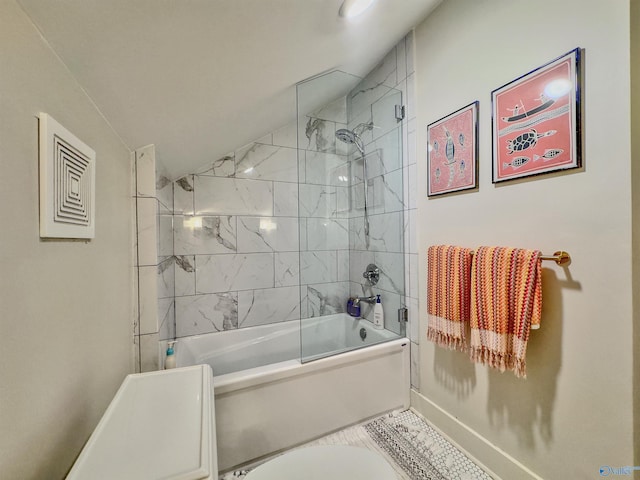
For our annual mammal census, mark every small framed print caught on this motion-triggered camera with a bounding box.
[427,101,478,197]
[492,48,582,183]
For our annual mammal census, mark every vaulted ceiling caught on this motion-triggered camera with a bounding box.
[17,0,440,179]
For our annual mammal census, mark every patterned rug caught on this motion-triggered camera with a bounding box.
[220,410,492,480]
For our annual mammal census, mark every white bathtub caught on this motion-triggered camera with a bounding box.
[177,313,410,472]
[177,313,398,376]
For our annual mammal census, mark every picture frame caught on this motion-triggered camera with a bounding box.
[427,101,478,197]
[491,47,582,183]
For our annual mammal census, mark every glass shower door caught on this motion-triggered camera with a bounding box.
[296,70,405,363]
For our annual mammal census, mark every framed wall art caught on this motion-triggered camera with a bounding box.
[492,47,582,183]
[427,101,478,197]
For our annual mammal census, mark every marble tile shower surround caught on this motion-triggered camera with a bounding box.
[171,101,354,337]
[339,82,407,331]
[173,36,414,339]
[341,33,419,386]
[133,32,418,374]
[144,85,345,338]
[133,144,176,372]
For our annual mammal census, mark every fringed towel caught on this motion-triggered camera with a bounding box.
[469,246,542,378]
[427,245,473,351]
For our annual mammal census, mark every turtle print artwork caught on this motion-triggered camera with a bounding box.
[427,101,478,197]
[506,129,556,154]
[491,48,582,182]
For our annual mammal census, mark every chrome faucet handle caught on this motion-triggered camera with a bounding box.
[362,264,380,285]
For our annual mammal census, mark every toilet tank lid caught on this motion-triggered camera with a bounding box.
[66,365,217,480]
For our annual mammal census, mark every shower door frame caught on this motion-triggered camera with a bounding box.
[296,70,406,364]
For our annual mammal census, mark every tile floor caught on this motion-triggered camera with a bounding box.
[220,409,493,480]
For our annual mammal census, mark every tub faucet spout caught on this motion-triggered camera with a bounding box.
[357,295,377,304]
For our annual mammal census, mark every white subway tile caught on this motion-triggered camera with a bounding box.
[174,215,236,255]
[135,144,155,197]
[237,216,298,253]
[195,176,273,216]
[175,293,238,336]
[238,286,300,328]
[196,253,274,293]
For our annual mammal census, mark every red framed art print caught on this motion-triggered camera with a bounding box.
[492,48,582,183]
[427,101,478,197]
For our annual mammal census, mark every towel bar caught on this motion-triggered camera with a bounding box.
[542,251,571,266]
[470,250,571,266]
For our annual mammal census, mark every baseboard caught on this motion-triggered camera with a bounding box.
[410,389,544,480]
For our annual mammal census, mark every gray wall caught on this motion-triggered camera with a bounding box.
[0,1,134,478]
[413,0,633,478]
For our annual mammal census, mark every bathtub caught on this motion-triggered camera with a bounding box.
[177,313,410,472]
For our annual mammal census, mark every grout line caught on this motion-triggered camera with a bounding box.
[133,155,142,373]
[191,175,196,215]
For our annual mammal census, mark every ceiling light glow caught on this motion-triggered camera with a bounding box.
[339,0,376,18]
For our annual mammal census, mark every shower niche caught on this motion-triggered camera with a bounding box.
[296,70,406,362]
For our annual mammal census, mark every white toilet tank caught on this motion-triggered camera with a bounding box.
[66,365,218,480]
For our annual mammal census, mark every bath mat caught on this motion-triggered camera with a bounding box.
[220,410,492,480]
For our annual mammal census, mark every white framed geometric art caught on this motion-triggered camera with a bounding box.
[39,113,96,238]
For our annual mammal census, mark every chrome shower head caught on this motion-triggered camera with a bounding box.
[335,128,356,144]
[335,128,365,156]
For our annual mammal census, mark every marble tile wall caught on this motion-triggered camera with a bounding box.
[173,121,303,338]
[297,93,352,320]
[135,31,418,382]
[133,144,175,372]
[286,33,418,378]
[403,32,419,391]
[344,31,419,389]
[401,32,419,390]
